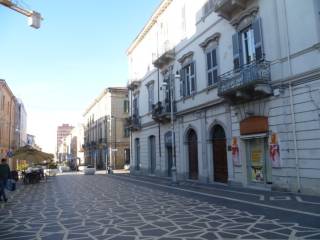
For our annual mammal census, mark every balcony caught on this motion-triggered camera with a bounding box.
[152,101,175,123]
[153,40,175,69]
[218,61,272,103]
[90,141,97,149]
[98,138,108,145]
[127,79,141,91]
[125,115,141,131]
[213,0,248,20]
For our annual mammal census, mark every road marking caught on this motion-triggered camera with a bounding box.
[296,196,320,205]
[111,175,320,217]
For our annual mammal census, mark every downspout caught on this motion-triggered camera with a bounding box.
[283,0,301,192]
[157,28,162,164]
[130,88,133,174]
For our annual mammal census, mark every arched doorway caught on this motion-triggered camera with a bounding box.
[149,135,156,174]
[134,138,140,170]
[212,125,228,183]
[164,131,173,177]
[187,129,198,180]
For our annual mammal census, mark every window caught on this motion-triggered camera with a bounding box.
[123,100,129,113]
[147,83,154,112]
[124,126,130,137]
[133,96,139,116]
[180,62,196,97]
[233,17,264,69]
[206,48,218,86]
[241,27,255,64]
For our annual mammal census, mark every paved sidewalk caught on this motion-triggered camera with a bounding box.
[111,173,320,217]
[0,173,319,239]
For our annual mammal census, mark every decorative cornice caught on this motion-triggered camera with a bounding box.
[178,51,194,64]
[145,80,155,87]
[199,32,221,49]
[230,6,259,29]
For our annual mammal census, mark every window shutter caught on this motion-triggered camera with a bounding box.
[232,32,242,69]
[212,49,218,83]
[190,61,196,93]
[253,17,264,61]
[179,69,185,97]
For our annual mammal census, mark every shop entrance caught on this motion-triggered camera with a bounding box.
[246,137,271,185]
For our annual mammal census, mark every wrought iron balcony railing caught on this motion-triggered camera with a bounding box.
[218,61,272,103]
[152,100,175,123]
[126,114,141,131]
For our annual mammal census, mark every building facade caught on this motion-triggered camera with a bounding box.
[0,79,18,159]
[127,0,320,195]
[56,123,74,162]
[83,87,130,170]
[16,99,27,147]
[64,124,85,168]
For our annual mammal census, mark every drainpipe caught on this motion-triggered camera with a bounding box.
[283,0,301,192]
[156,29,162,164]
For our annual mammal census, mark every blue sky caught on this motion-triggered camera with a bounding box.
[0,0,160,153]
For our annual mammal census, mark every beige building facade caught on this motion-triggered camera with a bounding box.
[83,87,130,170]
[0,79,18,159]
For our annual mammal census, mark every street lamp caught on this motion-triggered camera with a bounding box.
[163,72,178,184]
[105,116,111,174]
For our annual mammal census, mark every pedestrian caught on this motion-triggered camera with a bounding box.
[0,158,11,202]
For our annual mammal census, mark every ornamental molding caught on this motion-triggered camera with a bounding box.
[230,6,259,30]
[178,51,194,64]
[199,32,221,49]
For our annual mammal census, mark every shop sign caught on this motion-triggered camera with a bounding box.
[240,116,268,135]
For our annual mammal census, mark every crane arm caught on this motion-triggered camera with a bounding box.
[0,0,42,28]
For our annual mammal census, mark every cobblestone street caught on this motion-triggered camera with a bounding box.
[1,173,320,240]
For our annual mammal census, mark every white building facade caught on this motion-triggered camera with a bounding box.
[127,0,320,195]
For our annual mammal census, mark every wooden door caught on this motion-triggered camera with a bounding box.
[149,136,156,174]
[212,125,228,183]
[188,130,198,180]
[167,147,172,177]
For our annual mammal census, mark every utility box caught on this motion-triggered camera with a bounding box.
[28,11,41,29]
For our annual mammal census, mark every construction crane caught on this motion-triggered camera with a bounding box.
[0,0,42,29]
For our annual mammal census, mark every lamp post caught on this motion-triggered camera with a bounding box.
[105,116,111,174]
[161,72,178,184]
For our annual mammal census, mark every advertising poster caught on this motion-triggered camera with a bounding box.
[269,132,281,168]
[231,137,241,166]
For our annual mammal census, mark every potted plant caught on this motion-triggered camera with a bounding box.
[45,162,58,176]
[84,165,96,175]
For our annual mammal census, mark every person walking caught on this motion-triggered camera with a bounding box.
[0,158,11,202]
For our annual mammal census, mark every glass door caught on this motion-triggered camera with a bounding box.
[247,138,268,184]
